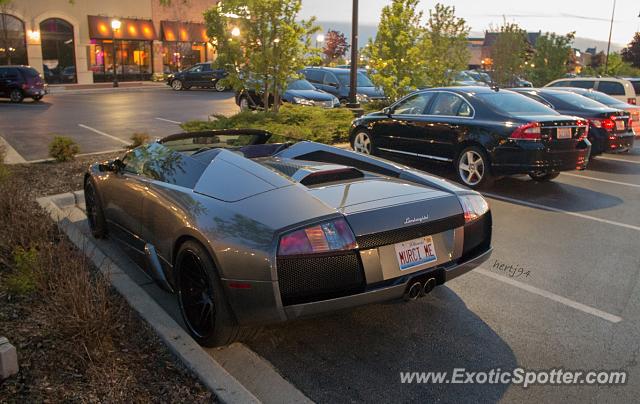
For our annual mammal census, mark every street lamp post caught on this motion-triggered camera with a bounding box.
[604,0,617,75]
[347,0,360,109]
[111,19,121,88]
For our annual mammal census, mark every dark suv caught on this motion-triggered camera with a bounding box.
[299,67,385,104]
[166,63,228,92]
[0,66,48,103]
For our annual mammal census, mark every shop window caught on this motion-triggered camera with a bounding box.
[163,42,206,73]
[40,18,76,84]
[0,13,27,66]
[89,39,152,82]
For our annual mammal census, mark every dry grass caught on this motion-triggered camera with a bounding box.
[0,160,212,402]
[129,132,151,148]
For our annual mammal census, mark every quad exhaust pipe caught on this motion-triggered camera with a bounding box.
[404,277,437,301]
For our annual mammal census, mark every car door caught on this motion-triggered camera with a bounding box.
[420,92,475,161]
[185,64,205,86]
[0,68,7,96]
[321,71,341,97]
[375,92,435,156]
[200,63,215,88]
[99,148,148,258]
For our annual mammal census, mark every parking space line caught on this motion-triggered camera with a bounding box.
[78,124,129,145]
[483,192,640,232]
[597,156,640,165]
[155,117,182,125]
[560,172,640,189]
[475,269,622,323]
[0,136,26,164]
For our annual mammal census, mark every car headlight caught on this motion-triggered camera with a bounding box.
[356,93,369,103]
[458,194,489,223]
[293,96,315,106]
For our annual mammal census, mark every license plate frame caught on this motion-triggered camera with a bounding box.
[394,235,437,271]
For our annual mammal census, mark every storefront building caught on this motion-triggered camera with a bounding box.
[0,0,217,84]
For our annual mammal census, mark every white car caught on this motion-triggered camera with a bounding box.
[545,77,638,106]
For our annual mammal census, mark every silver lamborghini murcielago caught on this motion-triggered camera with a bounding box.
[84,129,492,346]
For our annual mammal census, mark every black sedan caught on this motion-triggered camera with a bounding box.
[236,79,340,111]
[510,88,634,156]
[350,87,591,189]
[167,63,228,92]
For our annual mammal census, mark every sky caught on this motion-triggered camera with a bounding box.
[299,0,640,46]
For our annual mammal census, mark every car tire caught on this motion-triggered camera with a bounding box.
[84,180,108,238]
[351,129,375,155]
[529,171,560,182]
[9,89,24,103]
[456,146,494,189]
[32,95,43,102]
[214,80,226,92]
[239,95,251,112]
[176,240,253,347]
[171,79,183,91]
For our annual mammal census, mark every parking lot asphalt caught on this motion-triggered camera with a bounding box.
[0,87,238,161]
[3,88,640,402]
[246,151,640,403]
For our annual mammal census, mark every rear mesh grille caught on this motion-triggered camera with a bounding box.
[277,252,365,306]
[356,215,465,250]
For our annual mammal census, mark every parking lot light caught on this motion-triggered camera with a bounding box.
[111,19,121,88]
[231,27,241,37]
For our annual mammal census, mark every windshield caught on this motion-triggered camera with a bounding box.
[477,91,558,117]
[287,79,317,91]
[549,92,611,110]
[335,72,374,87]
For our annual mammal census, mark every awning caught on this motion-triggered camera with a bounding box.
[88,16,157,40]
[161,21,208,43]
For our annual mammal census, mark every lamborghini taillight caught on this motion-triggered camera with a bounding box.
[278,218,357,256]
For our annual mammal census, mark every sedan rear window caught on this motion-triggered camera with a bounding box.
[549,92,611,110]
[477,92,557,116]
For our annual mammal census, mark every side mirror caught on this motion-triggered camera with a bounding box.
[327,82,339,88]
[99,159,123,173]
[382,107,391,116]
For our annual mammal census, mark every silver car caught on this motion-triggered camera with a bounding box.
[84,129,492,346]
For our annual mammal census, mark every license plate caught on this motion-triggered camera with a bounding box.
[394,236,437,271]
[615,120,625,131]
[557,127,572,139]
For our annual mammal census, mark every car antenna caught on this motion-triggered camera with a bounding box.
[491,84,500,92]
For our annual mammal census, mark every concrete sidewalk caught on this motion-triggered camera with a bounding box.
[38,191,312,404]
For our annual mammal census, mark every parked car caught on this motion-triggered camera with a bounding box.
[84,129,492,346]
[545,77,638,105]
[350,87,591,188]
[0,65,47,103]
[464,70,493,85]
[236,79,340,111]
[510,88,634,155]
[166,63,228,92]
[300,67,386,104]
[552,87,640,135]
[451,71,488,87]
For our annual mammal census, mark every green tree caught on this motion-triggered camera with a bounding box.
[526,32,575,86]
[622,32,640,68]
[423,4,470,87]
[490,22,530,87]
[363,0,426,101]
[204,0,318,112]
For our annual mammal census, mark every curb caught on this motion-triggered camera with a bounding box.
[0,136,27,164]
[37,194,260,404]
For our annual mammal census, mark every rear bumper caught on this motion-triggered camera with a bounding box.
[491,140,591,175]
[606,131,635,152]
[283,246,492,320]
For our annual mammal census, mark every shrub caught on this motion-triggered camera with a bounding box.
[5,246,39,295]
[181,104,355,144]
[48,136,80,162]
[130,132,151,148]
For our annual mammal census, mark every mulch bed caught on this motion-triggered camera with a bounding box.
[0,154,215,403]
